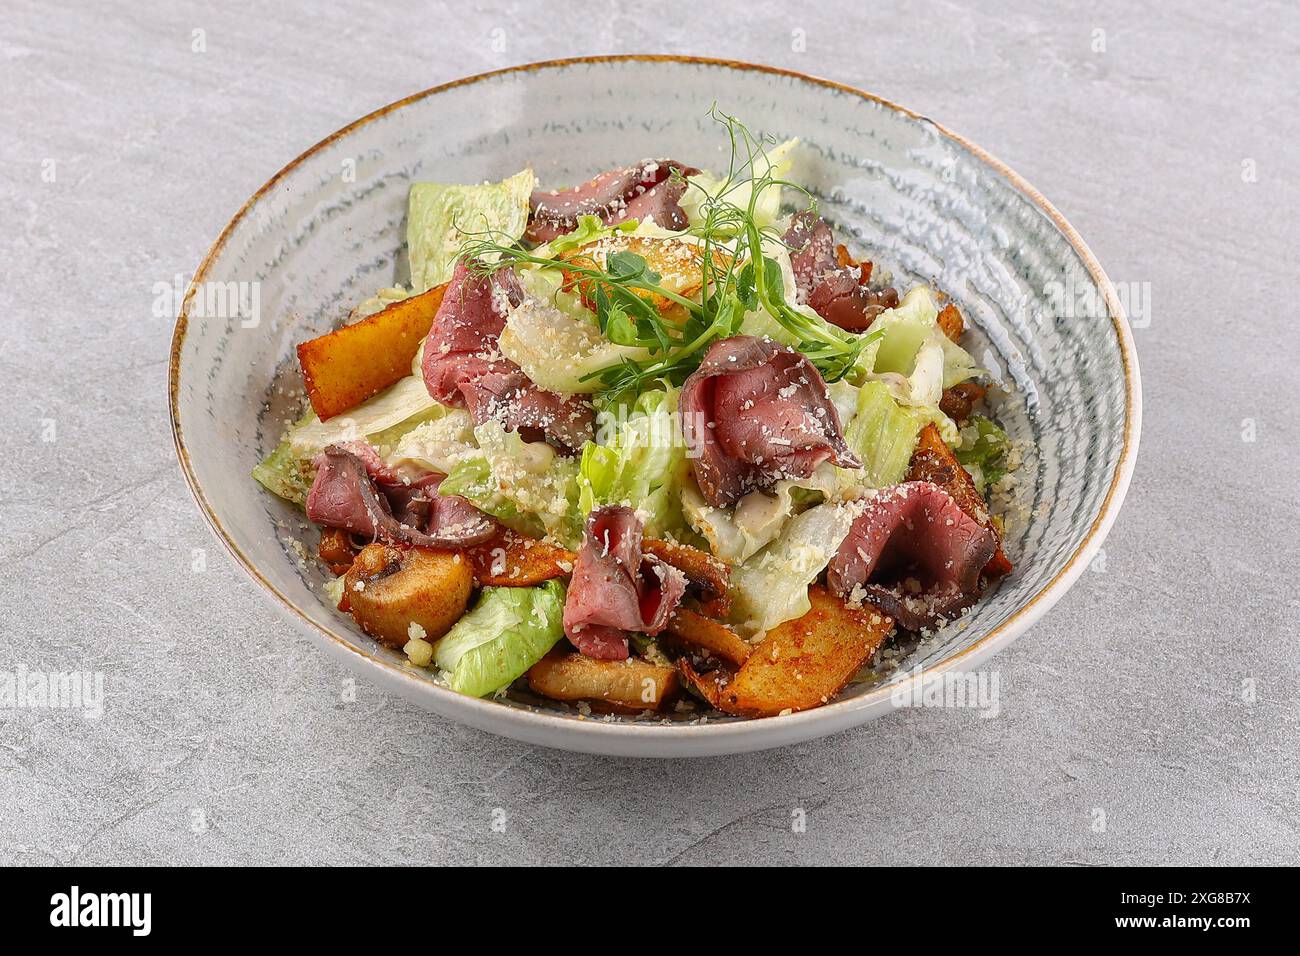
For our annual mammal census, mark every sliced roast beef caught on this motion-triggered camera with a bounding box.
[826,481,997,630]
[422,259,594,452]
[526,159,699,242]
[679,336,861,507]
[562,506,688,661]
[306,445,495,549]
[783,211,898,332]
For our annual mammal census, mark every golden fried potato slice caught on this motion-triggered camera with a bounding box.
[908,423,1012,577]
[343,543,472,647]
[664,608,752,668]
[466,530,575,587]
[679,586,893,718]
[643,538,731,616]
[527,651,679,712]
[297,282,447,420]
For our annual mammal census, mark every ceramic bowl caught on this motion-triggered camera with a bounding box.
[169,56,1140,757]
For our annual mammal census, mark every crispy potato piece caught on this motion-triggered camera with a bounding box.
[664,608,752,668]
[527,651,679,712]
[560,235,730,324]
[466,530,575,586]
[343,543,472,647]
[678,587,893,718]
[318,527,357,575]
[676,657,732,711]
[642,538,730,616]
[908,423,1012,577]
[939,381,987,421]
[297,283,447,420]
[937,302,964,342]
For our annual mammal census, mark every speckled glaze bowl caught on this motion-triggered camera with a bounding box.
[169,56,1139,757]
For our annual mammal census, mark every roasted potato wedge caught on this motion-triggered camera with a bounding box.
[937,302,964,342]
[643,538,731,616]
[527,651,679,712]
[297,282,447,420]
[908,423,1012,576]
[466,530,575,586]
[678,587,893,718]
[343,543,472,647]
[664,608,752,668]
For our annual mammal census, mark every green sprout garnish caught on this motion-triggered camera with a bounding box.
[458,109,881,402]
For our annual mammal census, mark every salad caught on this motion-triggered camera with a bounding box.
[254,115,1017,719]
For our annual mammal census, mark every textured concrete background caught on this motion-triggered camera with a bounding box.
[2,0,1297,865]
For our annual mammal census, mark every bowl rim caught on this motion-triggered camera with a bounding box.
[168,54,1141,753]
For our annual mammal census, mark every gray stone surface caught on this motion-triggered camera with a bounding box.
[2,0,1296,866]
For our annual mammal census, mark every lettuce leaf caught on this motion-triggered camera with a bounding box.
[251,413,317,506]
[440,421,581,546]
[384,409,478,475]
[845,287,976,445]
[499,267,650,393]
[407,168,536,293]
[728,500,862,634]
[955,415,1012,494]
[578,388,686,538]
[285,375,448,459]
[682,477,797,565]
[842,380,929,489]
[433,580,566,698]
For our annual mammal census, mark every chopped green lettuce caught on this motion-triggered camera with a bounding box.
[384,409,478,475]
[852,287,980,405]
[728,500,862,634]
[438,455,530,530]
[285,375,448,459]
[440,420,581,546]
[252,412,317,506]
[578,388,686,538]
[433,580,566,698]
[537,214,638,257]
[842,380,929,489]
[955,415,1012,494]
[682,478,797,565]
[407,167,536,293]
[499,267,650,393]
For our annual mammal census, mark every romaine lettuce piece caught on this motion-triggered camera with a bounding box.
[438,455,532,532]
[251,415,317,506]
[285,375,448,459]
[433,580,566,698]
[842,380,929,489]
[854,287,981,408]
[728,500,862,634]
[440,421,582,546]
[955,415,1012,494]
[499,267,650,393]
[579,388,686,538]
[682,478,797,565]
[407,167,536,293]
